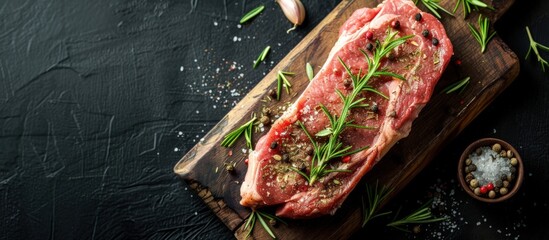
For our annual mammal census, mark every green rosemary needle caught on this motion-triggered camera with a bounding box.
[306,62,314,81]
[442,76,470,94]
[240,5,265,24]
[291,30,412,185]
[453,0,493,19]
[362,182,393,227]
[276,71,294,100]
[413,0,453,19]
[386,200,447,232]
[243,209,286,239]
[525,26,549,72]
[221,116,257,149]
[254,46,271,69]
[467,15,496,53]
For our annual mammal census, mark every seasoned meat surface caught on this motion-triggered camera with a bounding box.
[240,0,453,218]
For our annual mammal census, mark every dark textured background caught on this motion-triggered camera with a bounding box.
[0,0,548,239]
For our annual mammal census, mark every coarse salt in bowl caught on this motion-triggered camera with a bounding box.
[458,138,524,203]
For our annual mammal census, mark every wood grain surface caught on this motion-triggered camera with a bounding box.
[174,0,519,239]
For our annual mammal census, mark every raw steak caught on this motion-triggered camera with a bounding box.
[240,0,453,218]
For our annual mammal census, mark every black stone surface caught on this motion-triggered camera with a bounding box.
[1,0,547,239]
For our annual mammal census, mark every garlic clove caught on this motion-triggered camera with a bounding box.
[276,0,306,33]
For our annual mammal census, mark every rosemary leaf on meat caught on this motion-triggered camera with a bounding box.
[292,30,413,185]
[386,200,447,232]
[413,0,453,19]
[306,62,314,81]
[467,15,496,53]
[240,5,265,24]
[442,76,470,94]
[221,115,257,149]
[453,0,493,19]
[254,46,271,69]
[526,26,549,72]
[362,182,393,227]
[244,209,287,239]
[276,71,294,100]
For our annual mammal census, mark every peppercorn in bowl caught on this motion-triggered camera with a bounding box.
[458,138,524,203]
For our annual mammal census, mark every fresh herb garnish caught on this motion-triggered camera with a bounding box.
[275,71,294,100]
[362,182,393,227]
[244,209,287,239]
[413,0,453,19]
[221,115,257,149]
[361,183,447,231]
[525,26,549,72]
[386,200,447,232]
[442,76,470,94]
[453,0,493,19]
[291,30,412,185]
[240,5,265,24]
[306,62,314,81]
[467,15,496,53]
[254,46,271,69]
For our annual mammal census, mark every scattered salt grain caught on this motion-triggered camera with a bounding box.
[180,66,185,71]
[469,147,511,185]
[213,21,218,26]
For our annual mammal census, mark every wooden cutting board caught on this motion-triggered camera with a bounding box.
[174,0,519,239]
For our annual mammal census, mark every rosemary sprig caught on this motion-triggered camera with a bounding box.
[386,200,447,232]
[306,62,314,81]
[243,209,287,239]
[240,5,265,24]
[254,46,271,69]
[221,115,257,149]
[291,30,412,185]
[362,182,393,227]
[276,71,294,100]
[525,26,549,72]
[413,0,453,19]
[467,15,496,53]
[442,76,470,94]
[453,0,493,19]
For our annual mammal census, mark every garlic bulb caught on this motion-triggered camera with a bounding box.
[276,0,306,33]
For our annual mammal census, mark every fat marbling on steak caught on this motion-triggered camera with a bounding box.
[240,0,453,218]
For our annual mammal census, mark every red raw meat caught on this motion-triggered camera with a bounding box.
[240,0,453,218]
